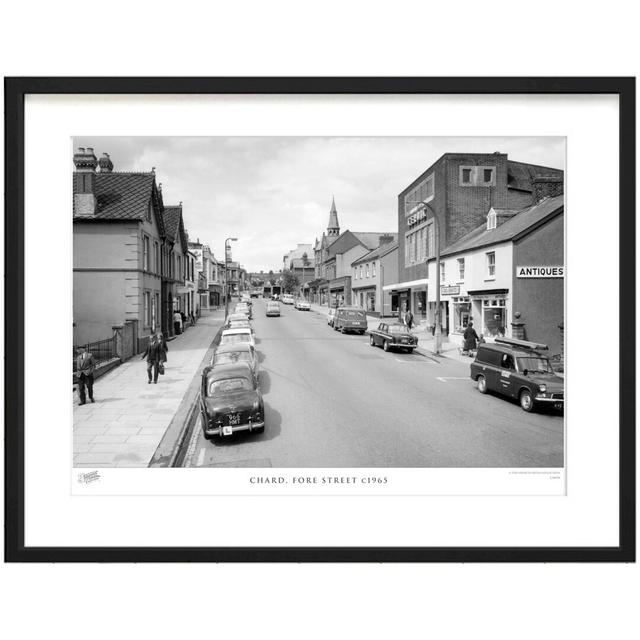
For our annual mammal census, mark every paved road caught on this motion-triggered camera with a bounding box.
[182,298,563,468]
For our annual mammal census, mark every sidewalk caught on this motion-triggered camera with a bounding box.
[307,301,471,365]
[73,310,224,467]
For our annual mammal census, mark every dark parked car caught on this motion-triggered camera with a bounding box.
[470,337,564,413]
[369,322,418,352]
[199,361,265,438]
[333,306,367,334]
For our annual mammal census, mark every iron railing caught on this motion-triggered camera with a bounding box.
[72,336,118,372]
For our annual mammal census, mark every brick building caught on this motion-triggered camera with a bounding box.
[387,152,564,325]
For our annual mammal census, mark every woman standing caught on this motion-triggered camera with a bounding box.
[462,321,479,356]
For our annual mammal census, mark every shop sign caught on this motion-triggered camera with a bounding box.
[516,265,564,278]
[440,285,460,296]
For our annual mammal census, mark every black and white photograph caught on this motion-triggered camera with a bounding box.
[72,136,566,472]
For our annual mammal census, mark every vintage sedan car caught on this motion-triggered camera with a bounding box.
[265,300,281,317]
[470,337,564,413]
[211,343,258,381]
[200,362,264,438]
[333,306,368,334]
[219,327,255,349]
[327,307,336,327]
[234,302,252,319]
[295,299,311,311]
[281,293,295,305]
[225,312,252,328]
[369,322,418,352]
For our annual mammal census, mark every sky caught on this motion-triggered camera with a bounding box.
[74,136,565,272]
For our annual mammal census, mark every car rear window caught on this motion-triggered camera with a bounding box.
[342,310,366,319]
[221,333,251,345]
[213,352,251,366]
[208,377,252,395]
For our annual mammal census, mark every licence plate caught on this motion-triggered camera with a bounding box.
[228,413,240,425]
[222,426,233,436]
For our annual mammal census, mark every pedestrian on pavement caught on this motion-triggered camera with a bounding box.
[173,310,182,335]
[462,321,479,356]
[189,310,196,326]
[141,333,167,384]
[75,345,96,405]
[180,310,187,329]
[404,308,414,330]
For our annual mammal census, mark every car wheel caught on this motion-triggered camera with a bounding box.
[341,327,346,334]
[519,389,534,412]
[383,340,390,352]
[369,334,375,346]
[477,375,488,394]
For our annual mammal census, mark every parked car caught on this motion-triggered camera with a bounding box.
[369,322,418,352]
[265,300,281,317]
[199,361,264,438]
[219,327,255,349]
[327,308,336,327]
[295,299,311,311]
[225,312,252,328]
[234,302,252,319]
[470,337,564,413]
[211,343,259,382]
[281,293,295,305]
[333,306,367,334]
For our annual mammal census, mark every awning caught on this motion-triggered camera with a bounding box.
[466,288,509,296]
[383,278,428,292]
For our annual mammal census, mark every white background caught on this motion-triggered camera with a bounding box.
[1,1,638,639]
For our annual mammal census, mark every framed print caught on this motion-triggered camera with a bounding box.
[4,77,635,562]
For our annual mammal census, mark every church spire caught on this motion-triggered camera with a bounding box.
[327,195,340,237]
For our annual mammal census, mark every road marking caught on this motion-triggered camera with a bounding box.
[196,447,206,467]
[436,376,469,382]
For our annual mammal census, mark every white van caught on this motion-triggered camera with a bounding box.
[282,293,295,305]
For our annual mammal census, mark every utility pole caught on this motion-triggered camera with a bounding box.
[224,237,237,320]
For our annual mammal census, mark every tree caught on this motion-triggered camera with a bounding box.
[282,269,300,293]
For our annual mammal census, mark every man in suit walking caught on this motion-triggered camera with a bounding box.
[76,346,96,405]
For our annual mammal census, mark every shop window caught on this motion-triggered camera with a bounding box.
[452,296,471,334]
[482,299,507,338]
[486,251,496,278]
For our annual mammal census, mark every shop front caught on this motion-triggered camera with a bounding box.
[353,285,377,312]
[329,276,352,307]
[467,289,510,340]
[382,278,428,322]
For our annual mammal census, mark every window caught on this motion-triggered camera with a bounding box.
[153,242,159,273]
[486,252,496,278]
[365,263,369,278]
[372,261,376,277]
[440,262,445,281]
[487,211,497,230]
[143,235,150,271]
[143,291,151,326]
[360,265,363,278]
[460,165,496,186]
[354,267,357,280]
[457,258,465,280]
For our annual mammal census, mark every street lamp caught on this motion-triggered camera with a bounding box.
[224,237,238,319]
[412,201,442,355]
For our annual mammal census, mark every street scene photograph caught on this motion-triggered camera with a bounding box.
[72,136,565,469]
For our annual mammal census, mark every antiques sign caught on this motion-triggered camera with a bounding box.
[516,266,564,278]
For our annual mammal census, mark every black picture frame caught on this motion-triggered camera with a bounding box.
[4,77,635,563]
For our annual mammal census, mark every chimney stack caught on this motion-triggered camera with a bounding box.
[73,146,98,216]
[532,175,564,204]
[378,233,394,247]
[98,152,113,173]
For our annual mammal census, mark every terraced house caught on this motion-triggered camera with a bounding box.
[73,147,189,353]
